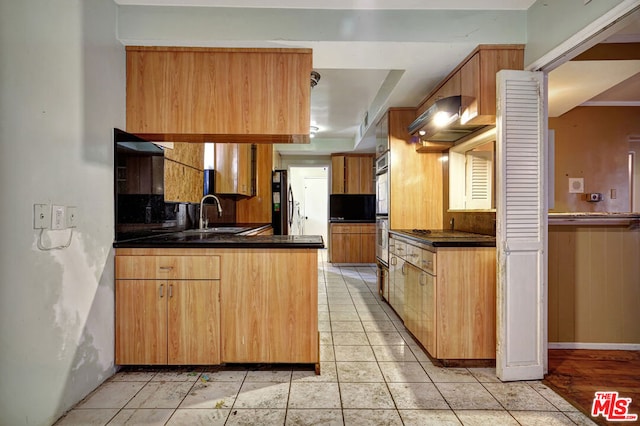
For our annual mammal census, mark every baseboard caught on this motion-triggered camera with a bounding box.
[549,342,640,350]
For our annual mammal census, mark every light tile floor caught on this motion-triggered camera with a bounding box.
[55,250,596,425]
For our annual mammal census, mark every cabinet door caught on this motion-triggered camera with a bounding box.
[221,250,318,363]
[404,263,421,336]
[345,156,361,194]
[115,280,167,365]
[360,224,376,263]
[420,271,437,356]
[168,280,220,365]
[215,143,252,196]
[358,156,374,194]
[331,155,345,194]
[390,258,405,320]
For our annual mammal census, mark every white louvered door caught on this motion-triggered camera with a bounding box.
[495,70,547,382]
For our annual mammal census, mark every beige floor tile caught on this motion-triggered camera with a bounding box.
[564,411,599,425]
[336,361,384,382]
[152,369,201,382]
[398,409,461,425]
[288,382,341,409]
[357,311,391,321]
[234,382,290,409]
[436,382,502,410]
[454,410,519,426]
[319,312,330,321]
[342,409,402,425]
[408,345,432,362]
[329,311,361,321]
[529,382,579,412]
[365,331,405,346]
[107,408,174,425]
[125,382,193,409]
[320,345,336,362]
[77,382,146,409]
[320,331,334,346]
[292,362,338,383]
[334,345,377,362]
[109,370,157,382]
[318,320,332,332]
[285,409,343,425]
[328,304,357,312]
[372,345,418,362]
[179,381,242,409]
[467,367,501,383]
[245,368,292,383]
[166,408,229,425]
[421,364,478,383]
[378,361,430,383]
[510,410,576,425]
[339,383,395,409]
[332,332,370,346]
[361,320,397,332]
[331,321,365,332]
[200,367,248,382]
[484,382,559,411]
[55,409,118,425]
[387,382,449,409]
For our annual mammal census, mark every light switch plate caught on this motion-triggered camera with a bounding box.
[569,178,584,193]
[34,204,49,229]
[66,206,77,228]
[52,205,66,230]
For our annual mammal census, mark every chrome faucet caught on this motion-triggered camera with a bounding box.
[199,194,223,229]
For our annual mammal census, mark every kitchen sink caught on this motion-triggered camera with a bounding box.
[183,226,251,234]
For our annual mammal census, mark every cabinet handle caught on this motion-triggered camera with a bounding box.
[159,284,164,298]
[169,284,173,298]
[159,266,173,271]
[419,273,425,286]
[391,257,397,266]
[401,263,406,275]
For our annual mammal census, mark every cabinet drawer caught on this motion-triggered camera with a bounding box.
[116,256,221,280]
[420,249,436,275]
[405,243,422,267]
[331,224,361,234]
[389,239,406,256]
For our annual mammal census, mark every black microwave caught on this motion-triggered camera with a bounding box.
[329,194,375,221]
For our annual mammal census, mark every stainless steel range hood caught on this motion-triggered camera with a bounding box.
[408,95,486,143]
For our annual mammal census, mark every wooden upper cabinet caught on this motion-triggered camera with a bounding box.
[460,47,523,125]
[415,45,524,125]
[331,154,374,194]
[215,143,254,196]
[331,155,345,194]
[126,47,313,143]
[164,143,204,170]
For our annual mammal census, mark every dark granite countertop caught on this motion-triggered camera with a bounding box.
[113,224,324,249]
[390,229,496,248]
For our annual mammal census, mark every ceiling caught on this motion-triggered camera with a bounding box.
[115,1,640,156]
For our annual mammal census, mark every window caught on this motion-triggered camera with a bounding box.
[449,128,496,211]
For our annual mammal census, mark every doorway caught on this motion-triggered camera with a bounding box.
[288,167,329,248]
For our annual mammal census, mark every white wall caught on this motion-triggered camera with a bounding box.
[525,0,627,67]
[0,1,125,424]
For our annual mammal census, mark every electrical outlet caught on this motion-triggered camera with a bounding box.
[66,206,77,228]
[34,204,50,229]
[52,205,66,230]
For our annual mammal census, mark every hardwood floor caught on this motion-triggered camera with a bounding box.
[543,349,640,426]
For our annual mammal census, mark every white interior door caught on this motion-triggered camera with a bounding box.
[303,177,328,246]
[495,70,548,382]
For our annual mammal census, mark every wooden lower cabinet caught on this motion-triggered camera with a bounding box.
[115,248,319,367]
[329,223,375,263]
[392,234,496,360]
[115,279,220,365]
[220,249,318,364]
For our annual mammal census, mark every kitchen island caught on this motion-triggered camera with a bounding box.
[113,225,323,372]
[387,229,496,366]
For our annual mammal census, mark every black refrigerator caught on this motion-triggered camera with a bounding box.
[271,170,292,235]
